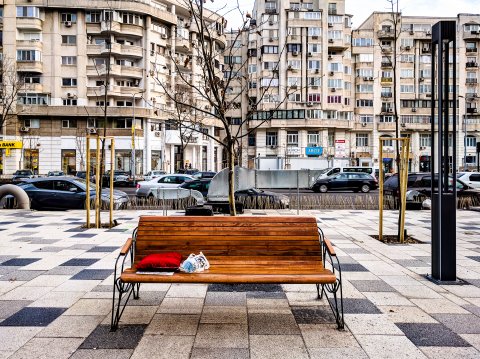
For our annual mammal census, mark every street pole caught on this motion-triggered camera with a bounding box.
[464,112,467,171]
[131,93,136,183]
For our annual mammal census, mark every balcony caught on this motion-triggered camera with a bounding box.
[120,44,144,58]
[16,17,43,31]
[381,61,392,68]
[466,78,478,85]
[327,39,348,50]
[464,118,480,131]
[86,64,121,77]
[17,61,43,73]
[381,77,393,84]
[466,62,478,68]
[381,46,392,54]
[86,44,102,55]
[248,118,353,130]
[101,42,122,55]
[377,30,395,39]
[175,37,192,53]
[16,104,154,119]
[466,47,478,54]
[377,122,396,131]
[121,66,143,78]
[381,92,393,98]
[463,30,480,40]
[16,39,43,51]
[100,20,143,38]
[354,121,374,130]
[467,107,478,114]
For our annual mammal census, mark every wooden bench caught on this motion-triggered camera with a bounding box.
[111,216,344,330]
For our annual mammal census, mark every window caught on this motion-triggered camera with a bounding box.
[248,64,257,73]
[308,43,321,53]
[357,54,374,62]
[120,12,142,26]
[61,56,77,65]
[61,35,76,45]
[328,30,342,39]
[307,110,323,119]
[356,133,369,147]
[18,93,49,105]
[400,54,415,63]
[23,76,41,84]
[420,134,431,147]
[224,56,242,64]
[248,132,256,146]
[308,93,321,103]
[305,12,321,20]
[356,99,373,107]
[400,85,414,93]
[116,101,133,107]
[308,60,321,70]
[356,68,374,77]
[307,131,320,146]
[261,46,278,54]
[329,63,341,72]
[381,116,394,122]
[17,50,41,62]
[352,38,373,47]
[61,13,77,22]
[63,98,77,106]
[308,27,321,36]
[356,84,373,93]
[62,78,77,86]
[228,117,242,125]
[287,131,299,146]
[22,32,41,41]
[266,132,278,146]
[401,38,414,48]
[328,79,342,88]
[381,136,393,147]
[23,119,40,128]
[260,78,279,87]
[308,77,321,86]
[16,6,40,18]
[360,115,373,123]
[400,69,414,78]
[288,93,302,102]
[327,96,342,104]
[62,119,77,128]
[465,136,477,147]
[287,77,300,86]
[287,60,301,69]
[288,44,302,52]
[86,11,101,23]
[115,118,133,128]
[116,59,135,67]
[263,61,278,70]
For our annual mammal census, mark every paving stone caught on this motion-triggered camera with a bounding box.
[208,284,283,292]
[411,298,470,314]
[130,335,194,359]
[299,323,360,348]
[249,313,300,334]
[204,292,246,306]
[344,314,403,335]
[0,307,66,326]
[64,299,112,316]
[246,291,286,299]
[87,247,118,253]
[246,298,292,314]
[166,284,208,298]
[335,263,368,272]
[71,233,98,238]
[116,305,157,325]
[349,280,396,292]
[45,266,84,276]
[249,335,309,359]
[463,304,480,317]
[38,315,104,338]
[60,259,100,267]
[129,291,166,306]
[34,247,64,253]
[190,348,249,359]
[432,313,480,334]
[158,297,204,314]
[364,291,414,306]
[356,335,428,359]
[419,347,480,359]
[201,306,247,324]
[379,305,438,323]
[71,269,113,280]
[194,323,248,348]
[308,347,369,359]
[338,298,382,314]
[0,327,43,352]
[9,337,83,359]
[69,349,133,359]
[0,270,45,282]
[28,291,84,308]
[0,300,32,320]
[397,322,471,347]
[145,314,200,335]
[0,258,41,267]
[79,324,147,349]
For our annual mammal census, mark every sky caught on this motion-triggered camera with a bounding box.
[207,0,479,30]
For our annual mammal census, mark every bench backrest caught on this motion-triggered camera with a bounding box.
[134,216,321,264]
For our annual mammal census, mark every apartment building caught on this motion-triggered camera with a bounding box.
[237,0,354,169]
[0,0,225,175]
[231,0,479,171]
[351,13,480,172]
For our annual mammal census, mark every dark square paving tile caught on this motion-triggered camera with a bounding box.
[11,231,37,236]
[246,291,287,299]
[350,280,396,293]
[0,266,17,275]
[0,300,33,320]
[0,270,44,282]
[433,314,480,334]
[393,259,430,267]
[129,291,166,306]
[29,238,61,245]
[60,258,99,267]
[0,256,16,264]
[334,263,368,272]
[45,266,84,276]
[467,257,480,263]
[65,228,87,232]
[71,269,113,280]
[68,244,96,250]
[106,229,129,232]
[0,258,40,267]
[339,298,383,314]
[342,247,370,254]
[79,324,147,349]
[208,284,283,292]
[88,246,119,253]
[19,224,42,228]
[249,313,300,334]
[71,233,98,238]
[191,348,249,359]
[0,307,66,326]
[396,323,471,347]
[463,305,480,317]
[92,285,113,292]
[291,306,336,324]
[34,246,64,253]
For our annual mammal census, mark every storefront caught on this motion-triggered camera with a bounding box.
[420,156,431,172]
[24,149,39,174]
[61,149,76,174]
[151,150,162,171]
[0,141,24,175]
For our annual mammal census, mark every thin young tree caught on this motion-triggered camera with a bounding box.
[152,0,292,215]
[0,57,27,135]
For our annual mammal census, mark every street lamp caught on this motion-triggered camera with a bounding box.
[459,95,468,171]
[131,89,145,183]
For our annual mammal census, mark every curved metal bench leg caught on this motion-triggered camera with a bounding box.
[132,283,141,300]
[111,279,134,332]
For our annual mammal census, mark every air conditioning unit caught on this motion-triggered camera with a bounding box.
[420,146,426,150]
[287,65,293,70]
[269,37,274,42]
[312,85,318,89]
[134,79,140,86]
[312,35,319,39]
[405,46,411,50]
[20,126,29,133]
[161,34,168,39]
[150,50,155,56]
[426,31,431,36]
[308,52,312,57]
[328,39,334,43]
[362,122,367,127]
[88,128,97,134]
[331,88,336,92]
[409,30,414,35]
[328,23,333,27]
[306,102,313,107]
[419,77,425,82]
[67,92,75,98]
[401,123,406,127]
[270,145,277,149]
[329,71,334,76]
[315,69,320,74]
[154,131,161,137]
[328,55,333,60]
[412,108,417,112]
[471,30,479,35]
[369,77,374,81]
[387,108,393,113]
[292,51,299,56]
[64,21,72,27]
[269,21,274,25]
[473,108,478,113]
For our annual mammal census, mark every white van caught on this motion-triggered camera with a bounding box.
[316,167,375,179]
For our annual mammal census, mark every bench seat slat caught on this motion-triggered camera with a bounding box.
[139,216,317,223]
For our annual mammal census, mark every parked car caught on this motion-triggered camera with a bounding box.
[47,171,65,177]
[192,171,217,179]
[180,179,211,197]
[75,171,87,179]
[143,170,167,181]
[235,188,290,209]
[315,167,375,180]
[178,168,199,175]
[5,177,128,210]
[103,170,132,187]
[136,174,194,197]
[12,169,34,182]
[311,172,378,193]
[383,173,480,209]
[458,172,480,188]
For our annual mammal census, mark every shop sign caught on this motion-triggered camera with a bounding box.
[305,147,323,156]
[286,147,301,156]
[0,141,23,149]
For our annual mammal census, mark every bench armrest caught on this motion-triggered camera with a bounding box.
[323,238,336,257]
[120,238,133,256]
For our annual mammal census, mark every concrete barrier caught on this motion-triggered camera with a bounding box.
[0,184,30,210]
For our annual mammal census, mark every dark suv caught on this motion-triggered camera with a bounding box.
[383,173,480,209]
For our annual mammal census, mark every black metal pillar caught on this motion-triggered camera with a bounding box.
[430,21,457,282]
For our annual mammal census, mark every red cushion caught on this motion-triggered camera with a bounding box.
[136,252,182,269]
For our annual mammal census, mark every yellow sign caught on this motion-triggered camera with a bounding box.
[0,141,23,149]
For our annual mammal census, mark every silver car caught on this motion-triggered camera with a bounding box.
[136,174,194,197]
[143,170,167,181]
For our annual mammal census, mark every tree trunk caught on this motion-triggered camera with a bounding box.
[228,140,236,216]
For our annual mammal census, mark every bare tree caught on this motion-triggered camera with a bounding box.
[152,0,291,215]
[75,127,87,171]
[0,57,27,134]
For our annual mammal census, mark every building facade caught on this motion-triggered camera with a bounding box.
[0,0,225,175]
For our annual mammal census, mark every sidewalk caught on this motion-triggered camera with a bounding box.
[0,209,479,359]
